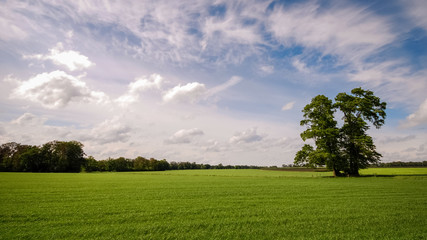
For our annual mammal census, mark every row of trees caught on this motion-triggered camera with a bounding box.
[295,88,387,176]
[0,141,86,172]
[371,161,427,168]
[0,141,262,172]
[85,157,261,172]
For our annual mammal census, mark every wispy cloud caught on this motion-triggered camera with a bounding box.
[206,76,242,98]
[267,2,396,65]
[281,101,295,111]
[0,3,28,41]
[259,65,274,74]
[292,59,309,73]
[401,0,427,31]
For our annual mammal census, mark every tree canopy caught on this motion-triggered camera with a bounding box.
[295,88,386,176]
[0,141,85,172]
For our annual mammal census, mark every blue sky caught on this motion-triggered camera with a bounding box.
[1,0,427,166]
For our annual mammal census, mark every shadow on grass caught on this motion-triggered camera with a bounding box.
[360,174,427,177]
[322,174,427,178]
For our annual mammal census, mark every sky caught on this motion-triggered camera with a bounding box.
[1,0,427,166]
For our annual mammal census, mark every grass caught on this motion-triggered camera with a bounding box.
[360,167,427,176]
[1,169,426,239]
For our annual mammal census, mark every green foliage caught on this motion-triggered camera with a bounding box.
[294,144,314,167]
[372,161,427,167]
[1,170,426,239]
[0,141,85,172]
[1,140,262,173]
[296,88,386,176]
[0,142,33,171]
[84,156,99,172]
[335,88,386,176]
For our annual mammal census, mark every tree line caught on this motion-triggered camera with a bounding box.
[0,141,262,172]
[370,161,427,168]
[0,141,85,172]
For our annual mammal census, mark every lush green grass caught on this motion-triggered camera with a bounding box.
[1,169,426,239]
[360,167,427,176]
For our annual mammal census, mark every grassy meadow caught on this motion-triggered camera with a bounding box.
[1,169,426,239]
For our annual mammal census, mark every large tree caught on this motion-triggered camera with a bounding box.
[295,88,386,176]
[335,88,386,176]
[295,95,344,176]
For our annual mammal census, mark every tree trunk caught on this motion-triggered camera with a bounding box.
[333,168,343,177]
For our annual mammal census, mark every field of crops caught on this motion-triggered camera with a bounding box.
[1,169,426,239]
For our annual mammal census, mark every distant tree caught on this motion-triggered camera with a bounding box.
[149,158,159,171]
[294,144,314,167]
[97,160,109,171]
[0,142,29,171]
[108,157,132,171]
[20,146,43,172]
[40,141,85,172]
[154,159,170,171]
[169,161,179,170]
[134,156,150,171]
[84,156,99,172]
[201,164,211,169]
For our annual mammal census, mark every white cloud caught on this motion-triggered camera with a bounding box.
[402,0,427,31]
[202,12,262,47]
[267,2,396,64]
[3,74,20,84]
[1,113,72,145]
[11,113,47,126]
[0,6,28,41]
[205,140,228,152]
[292,59,309,73]
[348,61,427,105]
[11,70,108,109]
[24,42,94,71]
[379,135,416,144]
[0,19,27,41]
[259,65,274,74]
[85,117,132,145]
[349,60,404,84]
[163,82,206,103]
[229,127,265,144]
[116,74,163,105]
[206,76,242,98]
[402,99,427,128]
[281,101,295,111]
[165,128,204,144]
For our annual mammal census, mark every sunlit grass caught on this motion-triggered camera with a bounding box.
[360,167,427,176]
[1,169,426,239]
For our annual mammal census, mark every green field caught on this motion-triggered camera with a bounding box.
[1,169,426,239]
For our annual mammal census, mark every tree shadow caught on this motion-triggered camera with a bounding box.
[323,174,427,178]
[359,174,427,178]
